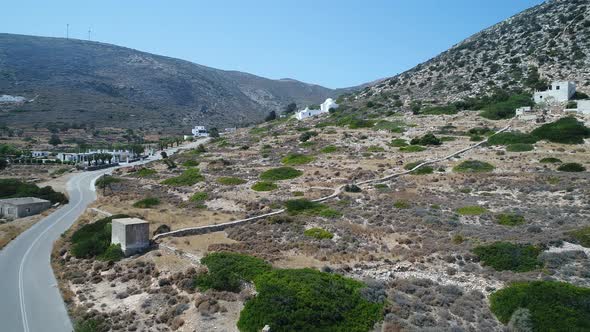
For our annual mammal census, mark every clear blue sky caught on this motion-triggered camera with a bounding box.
[1,0,543,88]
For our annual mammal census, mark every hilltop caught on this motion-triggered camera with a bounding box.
[0,33,342,132]
[352,0,590,107]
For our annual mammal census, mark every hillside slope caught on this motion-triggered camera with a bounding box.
[0,34,339,132]
[354,0,590,106]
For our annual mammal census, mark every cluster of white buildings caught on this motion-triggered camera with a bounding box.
[295,98,339,120]
[191,125,209,137]
[57,149,139,164]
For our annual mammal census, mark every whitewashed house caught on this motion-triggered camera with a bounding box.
[31,151,50,158]
[534,81,576,104]
[295,98,339,120]
[515,106,538,121]
[191,125,209,137]
[578,100,590,115]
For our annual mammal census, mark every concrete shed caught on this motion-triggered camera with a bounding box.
[111,218,150,256]
[0,197,52,219]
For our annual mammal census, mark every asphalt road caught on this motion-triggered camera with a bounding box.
[0,139,206,332]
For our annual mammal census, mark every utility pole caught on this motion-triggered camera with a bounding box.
[88,27,91,41]
[66,24,69,39]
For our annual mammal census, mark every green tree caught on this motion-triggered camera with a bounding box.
[265,111,277,122]
[48,134,62,146]
[285,102,297,114]
[209,127,220,138]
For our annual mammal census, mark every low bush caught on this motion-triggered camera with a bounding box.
[0,178,67,204]
[190,192,208,202]
[344,184,362,193]
[321,145,339,153]
[568,226,590,248]
[367,145,385,152]
[453,160,495,173]
[456,206,487,216]
[281,153,314,165]
[531,117,590,144]
[217,177,247,185]
[284,199,341,218]
[487,131,537,145]
[420,105,458,115]
[299,131,318,142]
[539,157,562,163]
[399,145,426,152]
[473,242,541,272]
[161,168,204,186]
[136,168,157,177]
[70,215,128,260]
[260,167,302,181]
[490,281,590,330]
[506,143,534,152]
[194,252,272,292]
[304,228,334,240]
[181,160,200,167]
[557,163,586,172]
[251,181,278,192]
[393,200,410,209]
[479,94,533,120]
[496,213,525,226]
[390,138,408,147]
[132,197,160,208]
[238,268,385,332]
[410,133,442,146]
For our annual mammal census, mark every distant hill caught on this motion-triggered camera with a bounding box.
[352,0,590,107]
[0,33,344,132]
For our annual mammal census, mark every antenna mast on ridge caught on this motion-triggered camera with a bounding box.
[88,28,91,40]
[66,24,69,39]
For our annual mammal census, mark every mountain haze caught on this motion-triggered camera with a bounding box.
[354,0,590,106]
[0,33,341,132]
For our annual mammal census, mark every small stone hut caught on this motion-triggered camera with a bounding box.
[111,217,150,256]
[0,197,51,219]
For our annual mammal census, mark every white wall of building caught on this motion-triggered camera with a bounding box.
[295,98,339,120]
[577,100,590,115]
[534,81,576,103]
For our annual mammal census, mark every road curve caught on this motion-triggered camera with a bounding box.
[0,139,207,332]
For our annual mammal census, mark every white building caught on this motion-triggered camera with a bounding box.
[565,100,590,116]
[191,125,209,137]
[534,81,576,104]
[295,98,339,120]
[31,151,50,158]
[515,106,537,121]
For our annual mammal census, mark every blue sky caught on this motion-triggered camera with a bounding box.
[0,0,543,88]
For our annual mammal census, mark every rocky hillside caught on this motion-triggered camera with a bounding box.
[353,0,590,107]
[0,34,339,132]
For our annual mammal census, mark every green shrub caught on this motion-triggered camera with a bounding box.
[0,178,67,204]
[531,117,590,144]
[393,200,410,209]
[557,163,586,172]
[251,181,278,192]
[539,157,562,163]
[456,206,487,216]
[496,213,525,226]
[195,252,272,292]
[399,145,426,152]
[453,160,495,173]
[321,145,339,153]
[190,192,208,202]
[367,145,385,152]
[506,143,534,152]
[237,268,384,332]
[181,160,200,167]
[390,138,408,147]
[136,168,157,177]
[281,153,314,165]
[217,177,247,185]
[473,242,541,272]
[452,234,464,244]
[70,215,128,260]
[74,318,106,332]
[260,167,302,181]
[487,132,537,145]
[161,168,204,186]
[568,226,590,248]
[132,197,160,208]
[479,94,533,120]
[100,244,125,262]
[490,281,590,330]
[299,131,319,142]
[304,228,334,240]
[410,133,442,146]
[284,199,341,218]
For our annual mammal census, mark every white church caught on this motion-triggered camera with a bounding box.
[295,98,339,120]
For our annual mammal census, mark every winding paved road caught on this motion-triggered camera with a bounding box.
[0,139,206,332]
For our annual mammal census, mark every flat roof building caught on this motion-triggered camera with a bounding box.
[0,197,52,220]
[111,217,150,256]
